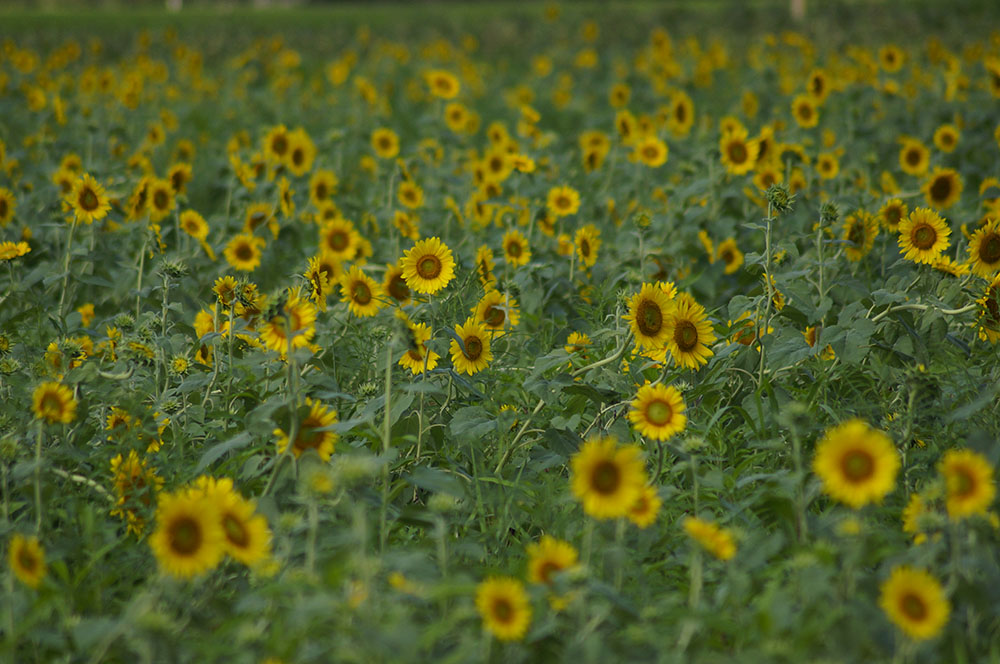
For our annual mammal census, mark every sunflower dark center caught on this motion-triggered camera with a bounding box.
[491,598,514,623]
[0,199,8,216]
[675,320,699,351]
[315,183,328,200]
[538,561,560,584]
[675,103,687,123]
[41,393,63,414]
[952,467,975,497]
[798,103,813,120]
[643,145,659,159]
[636,299,663,336]
[484,304,505,327]
[223,513,249,547]
[841,450,875,482]
[848,222,865,247]
[79,187,99,211]
[170,517,202,556]
[388,275,410,300]
[913,225,937,250]
[235,244,254,261]
[900,593,928,621]
[556,195,571,210]
[591,460,621,495]
[464,336,483,360]
[328,231,348,251]
[272,135,288,155]
[580,239,591,256]
[17,548,37,572]
[507,242,522,258]
[978,234,1000,264]
[417,255,442,279]
[646,400,672,426]
[728,141,747,164]
[352,281,372,305]
[930,176,952,202]
[886,207,902,226]
[721,249,735,263]
[905,149,921,166]
[292,148,304,166]
[153,190,168,209]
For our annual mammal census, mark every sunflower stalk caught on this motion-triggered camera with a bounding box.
[260,315,301,498]
[379,339,393,553]
[34,421,44,533]
[57,215,79,320]
[757,204,774,390]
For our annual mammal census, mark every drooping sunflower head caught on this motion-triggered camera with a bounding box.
[898,207,951,265]
[683,516,737,560]
[812,419,900,509]
[570,436,647,520]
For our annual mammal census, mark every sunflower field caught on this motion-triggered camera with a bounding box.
[2,1,1000,661]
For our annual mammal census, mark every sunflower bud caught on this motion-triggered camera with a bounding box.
[820,201,840,225]
[765,183,794,214]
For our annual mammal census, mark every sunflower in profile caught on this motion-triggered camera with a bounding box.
[9,534,46,589]
[502,229,531,267]
[168,162,192,195]
[339,265,385,318]
[69,173,111,225]
[570,436,646,520]
[665,90,695,137]
[398,316,439,375]
[0,241,30,262]
[224,233,266,272]
[939,449,996,520]
[259,288,317,353]
[32,381,77,424]
[382,263,411,305]
[546,185,581,218]
[371,128,400,160]
[196,477,272,568]
[806,68,830,103]
[665,293,716,370]
[149,487,225,579]
[574,224,601,268]
[624,282,676,350]
[450,318,492,376]
[147,178,176,223]
[843,210,879,262]
[715,238,744,274]
[303,256,333,311]
[564,331,592,356]
[475,576,531,641]
[683,516,737,561]
[898,138,930,176]
[628,382,686,440]
[967,219,1000,278]
[400,237,456,295]
[719,126,759,176]
[791,94,819,128]
[977,274,1000,343]
[879,566,950,641]
[628,485,662,529]
[526,536,578,586]
[285,128,315,177]
[319,217,361,261]
[812,419,899,509]
[472,289,520,336]
[877,198,908,232]
[243,202,274,235]
[0,187,16,227]
[425,70,460,99]
[110,450,163,535]
[898,207,951,264]
[922,167,962,209]
[475,245,497,288]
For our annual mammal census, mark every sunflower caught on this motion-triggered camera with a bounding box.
[444,102,469,133]
[397,180,424,210]
[450,318,492,376]
[285,128,315,177]
[0,187,16,227]
[634,135,669,168]
[628,485,662,528]
[967,218,1000,277]
[475,576,531,642]
[392,210,419,240]
[719,127,759,175]
[665,90,695,137]
[933,124,959,153]
[791,94,819,128]
[371,128,400,160]
[879,566,950,641]
[146,178,176,223]
[425,69,460,99]
[32,381,77,424]
[8,534,46,588]
[574,224,602,268]
[502,229,531,267]
[624,283,675,350]
[319,217,361,261]
[939,449,996,520]
[308,169,338,208]
[878,198,908,232]
[541,185,580,220]
[879,44,905,72]
[274,397,339,461]
[383,263,411,305]
[168,162,192,195]
[473,289,520,335]
[898,207,951,264]
[398,317,440,375]
[149,487,225,579]
[278,177,295,221]
[843,210,879,262]
[339,265,384,318]
[179,209,209,241]
[922,167,963,210]
[902,492,930,544]
[899,138,930,176]
[400,237,456,295]
[815,152,839,180]
[69,173,111,225]
[260,288,317,352]
[812,419,900,509]
[196,477,272,568]
[0,241,30,262]
[475,245,497,288]
[665,293,716,370]
[526,536,578,586]
[977,274,1000,343]
[628,382,686,440]
[263,124,290,164]
[806,68,830,103]
[224,233,266,272]
[110,450,163,535]
[715,238,744,274]
[683,516,737,561]
[570,436,646,520]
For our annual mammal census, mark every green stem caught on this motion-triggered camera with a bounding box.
[306,500,318,576]
[379,340,392,553]
[34,422,44,533]
[757,206,774,389]
[58,216,79,319]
